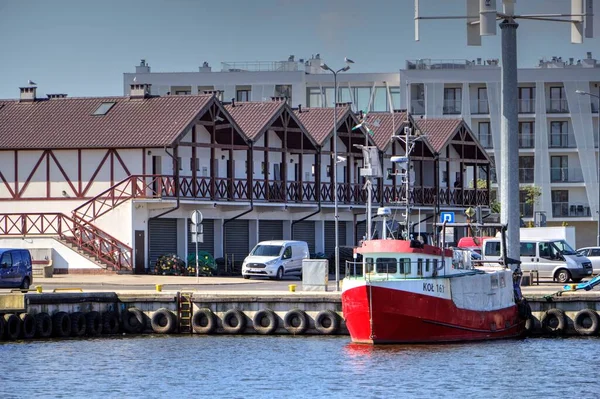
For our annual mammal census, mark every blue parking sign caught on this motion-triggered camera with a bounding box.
[440,212,455,223]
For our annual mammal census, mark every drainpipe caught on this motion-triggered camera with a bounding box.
[150,146,180,219]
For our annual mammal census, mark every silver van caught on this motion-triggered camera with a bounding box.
[241,240,309,280]
[482,238,592,283]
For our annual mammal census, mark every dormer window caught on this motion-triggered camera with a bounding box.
[93,102,115,116]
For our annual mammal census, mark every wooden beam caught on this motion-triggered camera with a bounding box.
[178,142,249,150]
[215,123,233,130]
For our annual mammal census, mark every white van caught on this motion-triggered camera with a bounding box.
[482,237,593,283]
[241,240,309,280]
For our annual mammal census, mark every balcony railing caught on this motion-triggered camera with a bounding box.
[552,202,591,217]
[518,99,535,114]
[477,134,493,149]
[519,168,534,183]
[443,99,462,115]
[549,134,577,148]
[471,99,489,114]
[519,134,535,148]
[547,99,569,113]
[550,167,584,183]
[220,61,302,72]
[411,99,425,115]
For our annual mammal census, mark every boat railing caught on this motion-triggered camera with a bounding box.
[344,260,448,281]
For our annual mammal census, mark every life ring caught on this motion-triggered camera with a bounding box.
[151,308,177,334]
[122,308,145,334]
[283,309,308,335]
[85,311,102,336]
[573,309,599,336]
[102,311,120,335]
[35,312,53,338]
[221,309,247,334]
[20,313,36,339]
[541,308,567,335]
[4,314,21,340]
[314,310,340,335]
[70,312,87,337]
[252,309,278,335]
[52,312,71,338]
[192,308,217,334]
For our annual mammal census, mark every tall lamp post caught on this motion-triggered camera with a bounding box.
[576,90,600,246]
[321,58,353,291]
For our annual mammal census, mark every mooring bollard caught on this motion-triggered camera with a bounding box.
[156,284,163,292]
[288,284,296,292]
[36,286,43,293]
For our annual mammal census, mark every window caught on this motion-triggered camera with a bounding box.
[519,190,533,217]
[355,87,371,112]
[390,87,401,111]
[425,259,430,273]
[92,102,116,116]
[477,87,488,113]
[443,88,461,114]
[190,158,200,171]
[519,122,535,148]
[519,156,534,183]
[365,257,374,273]
[400,258,411,274]
[518,87,534,113]
[520,242,536,257]
[484,241,501,257]
[549,86,568,113]
[489,155,497,183]
[307,88,322,107]
[433,259,438,271]
[417,258,423,276]
[326,165,331,178]
[376,258,397,274]
[551,156,568,182]
[282,246,292,259]
[551,190,569,217]
[373,87,387,112]
[550,121,570,147]
[478,122,492,148]
[175,90,191,95]
[236,90,250,102]
[177,157,183,170]
[0,252,12,268]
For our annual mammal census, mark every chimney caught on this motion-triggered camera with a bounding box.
[203,90,224,100]
[47,93,68,99]
[19,86,37,102]
[587,51,593,59]
[298,104,302,113]
[135,59,151,74]
[270,96,286,102]
[199,62,212,72]
[231,98,236,107]
[130,83,152,99]
[335,102,351,107]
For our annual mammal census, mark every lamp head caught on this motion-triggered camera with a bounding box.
[341,65,351,72]
[575,90,586,95]
[320,63,330,72]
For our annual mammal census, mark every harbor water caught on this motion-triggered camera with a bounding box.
[1,335,599,398]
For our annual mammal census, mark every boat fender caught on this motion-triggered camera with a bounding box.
[541,308,567,335]
[70,312,87,337]
[35,312,53,338]
[4,314,21,340]
[85,311,103,336]
[283,309,309,335]
[19,313,36,339]
[517,300,532,320]
[314,310,340,335]
[122,307,146,334]
[151,308,177,334]
[102,311,120,335]
[192,308,217,334]
[573,309,599,336]
[52,311,71,338]
[0,315,4,340]
[221,309,247,334]
[252,309,278,335]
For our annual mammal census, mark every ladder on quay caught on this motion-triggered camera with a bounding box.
[178,292,193,333]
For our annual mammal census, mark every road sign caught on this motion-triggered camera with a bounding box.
[191,233,204,243]
[465,207,475,218]
[191,210,203,225]
[190,224,203,234]
[440,212,455,223]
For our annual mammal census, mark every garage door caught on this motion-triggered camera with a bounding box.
[148,218,178,268]
[188,219,215,258]
[292,221,315,254]
[259,220,283,242]
[224,219,249,264]
[325,221,347,257]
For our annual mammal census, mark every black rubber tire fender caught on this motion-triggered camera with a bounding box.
[70,312,87,337]
[122,307,145,334]
[191,308,217,334]
[19,313,36,339]
[283,308,309,335]
[102,311,120,335]
[524,317,535,336]
[221,309,247,334]
[314,310,340,335]
[151,308,177,334]
[4,314,21,340]
[541,308,567,335]
[52,312,71,338]
[252,309,278,335]
[573,308,599,336]
[85,311,102,336]
[0,315,5,340]
[35,312,53,338]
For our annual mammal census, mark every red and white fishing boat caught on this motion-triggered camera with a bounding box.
[341,119,528,344]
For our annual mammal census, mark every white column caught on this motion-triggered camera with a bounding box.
[534,82,552,216]
[315,220,325,253]
[214,219,224,258]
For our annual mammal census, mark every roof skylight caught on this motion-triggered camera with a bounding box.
[93,102,116,116]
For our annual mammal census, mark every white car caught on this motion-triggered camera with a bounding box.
[241,240,309,280]
[576,247,600,275]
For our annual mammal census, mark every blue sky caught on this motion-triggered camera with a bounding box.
[0,0,598,98]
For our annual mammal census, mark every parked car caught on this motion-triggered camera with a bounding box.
[576,247,600,275]
[0,248,33,289]
[241,240,309,280]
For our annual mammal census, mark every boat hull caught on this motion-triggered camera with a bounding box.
[342,283,525,344]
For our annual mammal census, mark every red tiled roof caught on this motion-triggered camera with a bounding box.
[0,94,218,149]
[414,118,463,153]
[365,112,409,151]
[293,106,353,146]
[223,101,285,141]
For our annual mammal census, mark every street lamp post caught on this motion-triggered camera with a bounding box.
[576,90,600,247]
[321,59,353,291]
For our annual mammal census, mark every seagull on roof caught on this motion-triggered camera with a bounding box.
[133,76,137,82]
[344,57,355,64]
[28,79,37,85]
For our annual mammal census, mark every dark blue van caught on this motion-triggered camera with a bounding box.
[0,249,33,289]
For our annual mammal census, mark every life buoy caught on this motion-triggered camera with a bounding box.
[192,308,217,334]
[314,310,340,335]
[573,309,599,336]
[252,309,278,335]
[102,311,120,335]
[541,308,567,335]
[70,312,87,337]
[122,308,145,334]
[52,312,71,338]
[35,312,53,338]
[85,311,102,336]
[4,314,21,340]
[151,308,177,334]
[283,309,308,335]
[221,309,247,334]
[20,313,36,339]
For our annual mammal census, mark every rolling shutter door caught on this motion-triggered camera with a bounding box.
[148,218,178,268]
[259,220,283,242]
[324,221,347,257]
[292,221,315,254]
[187,219,214,257]
[224,219,249,264]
